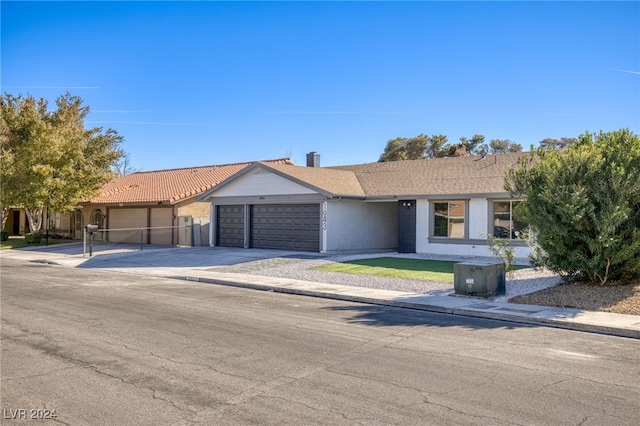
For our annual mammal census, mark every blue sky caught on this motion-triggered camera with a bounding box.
[2,1,639,171]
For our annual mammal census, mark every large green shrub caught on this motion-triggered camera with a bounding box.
[505,129,640,285]
[24,232,43,245]
[1,230,9,241]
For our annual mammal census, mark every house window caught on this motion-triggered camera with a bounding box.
[433,201,465,238]
[492,200,528,239]
[72,209,84,239]
[90,209,105,228]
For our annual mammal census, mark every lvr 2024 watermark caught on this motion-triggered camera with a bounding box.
[3,408,58,420]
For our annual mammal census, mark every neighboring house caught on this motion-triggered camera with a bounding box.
[198,152,531,257]
[2,208,27,236]
[48,158,292,246]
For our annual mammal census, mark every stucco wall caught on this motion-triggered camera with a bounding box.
[2,209,27,235]
[212,169,316,197]
[51,211,73,236]
[325,200,397,253]
[176,201,209,218]
[176,200,210,246]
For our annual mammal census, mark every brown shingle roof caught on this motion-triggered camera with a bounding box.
[89,158,292,205]
[259,162,366,197]
[331,152,526,197]
[253,153,524,199]
[195,153,530,201]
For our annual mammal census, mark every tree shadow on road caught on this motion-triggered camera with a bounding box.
[321,303,537,331]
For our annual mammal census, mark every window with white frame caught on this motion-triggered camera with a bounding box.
[433,201,465,238]
[492,200,528,240]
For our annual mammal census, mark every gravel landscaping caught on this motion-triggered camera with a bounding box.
[214,252,561,298]
[213,252,639,316]
[511,279,640,316]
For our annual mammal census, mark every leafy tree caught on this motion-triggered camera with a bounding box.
[0,114,14,229]
[379,133,521,162]
[379,134,429,161]
[488,139,511,154]
[458,134,485,155]
[1,93,124,233]
[505,129,640,285]
[378,137,405,161]
[425,134,448,158]
[379,134,470,161]
[477,139,523,155]
[507,142,524,153]
[440,134,490,157]
[539,137,577,150]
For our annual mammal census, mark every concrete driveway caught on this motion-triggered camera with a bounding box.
[2,243,329,270]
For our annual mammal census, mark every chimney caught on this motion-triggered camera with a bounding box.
[306,151,320,167]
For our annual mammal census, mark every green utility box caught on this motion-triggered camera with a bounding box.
[454,262,506,297]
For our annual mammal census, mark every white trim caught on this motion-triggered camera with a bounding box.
[209,203,215,247]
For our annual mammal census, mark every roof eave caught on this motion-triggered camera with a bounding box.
[83,200,173,207]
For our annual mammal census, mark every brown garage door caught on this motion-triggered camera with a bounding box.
[250,204,320,251]
[107,207,174,245]
[149,207,173,245]
[217,205,245,247]
[108,208,147,244]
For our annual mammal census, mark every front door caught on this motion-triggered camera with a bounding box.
[398,200,416,253]
[12,210,20,235]
[73,210,84,239]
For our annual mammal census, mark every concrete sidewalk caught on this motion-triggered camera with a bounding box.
[2,244,639,339]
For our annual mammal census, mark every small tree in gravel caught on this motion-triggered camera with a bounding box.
[505,129,640,285]
[484,233,517,279]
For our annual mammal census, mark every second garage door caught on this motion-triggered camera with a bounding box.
[108,208,147,244]
[217,205,245,247]
[108,207,174,245]
[250,204,320,251]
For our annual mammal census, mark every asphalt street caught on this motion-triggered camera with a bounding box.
[2,258,640,425]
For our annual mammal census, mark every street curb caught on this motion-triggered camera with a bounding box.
[4,249,638,340]
[169,275,640,340]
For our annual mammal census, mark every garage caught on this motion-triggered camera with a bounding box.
[250,204,320,251]
[107,207,174,245]
[149,208,173,245]
[108,208,147,244]
[216,205,245,247]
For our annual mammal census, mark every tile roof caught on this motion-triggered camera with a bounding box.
[88,158,292,205]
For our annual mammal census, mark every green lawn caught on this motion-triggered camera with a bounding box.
[313,257,460,282]
[0,236,74,250]
[313,257,528,283]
